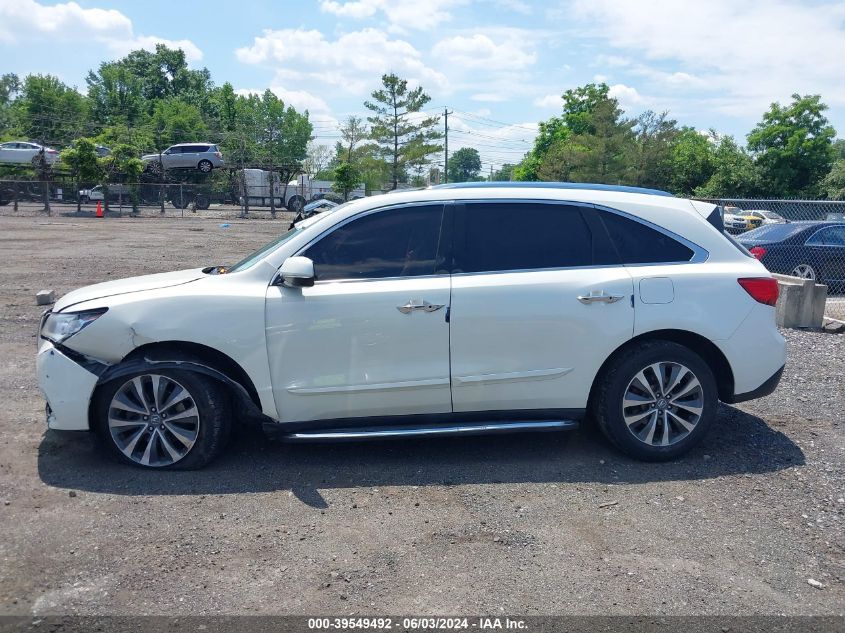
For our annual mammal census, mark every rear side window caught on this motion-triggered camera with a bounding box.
[598,211,694,264]
[305,205,445,281]
[454,202,608,273]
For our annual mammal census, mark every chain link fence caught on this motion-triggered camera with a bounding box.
[0,178,301,220]
[701,198,845,321]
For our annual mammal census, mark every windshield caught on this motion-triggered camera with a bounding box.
[227,201,353,272]
[228,226,302,272]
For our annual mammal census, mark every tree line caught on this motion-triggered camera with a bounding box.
[500,83,845,199]
[1,44,844,200]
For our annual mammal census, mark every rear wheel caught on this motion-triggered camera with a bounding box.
[198,159,213,173]
[791,263,817,282]
[94,370,231,469]
[593,341,717,461]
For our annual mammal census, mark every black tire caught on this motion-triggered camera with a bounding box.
[194,194,210,210]
[592,340,717,461]
[93,369,231,470]
[287,195,306,213]
[80,195,90,204]
[198,160,213,173]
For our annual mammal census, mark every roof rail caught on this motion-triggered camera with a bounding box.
[430,182,674,197]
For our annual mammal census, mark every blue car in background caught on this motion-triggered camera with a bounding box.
[737,221,845,290]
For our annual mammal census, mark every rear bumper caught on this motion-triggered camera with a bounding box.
[716,302,787,403]
[723,364,784,404]
[37,341,99,431]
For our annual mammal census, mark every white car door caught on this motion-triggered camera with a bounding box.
[449,201,634,414]
[265,203,452,423]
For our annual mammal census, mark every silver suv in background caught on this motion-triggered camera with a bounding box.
[141,143,224,173]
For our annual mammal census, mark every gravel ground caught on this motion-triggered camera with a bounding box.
[0,214,843,616]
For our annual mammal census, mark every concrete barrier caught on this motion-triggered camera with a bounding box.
[772,274,828,328]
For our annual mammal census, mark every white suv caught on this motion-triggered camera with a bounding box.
[37,183,786,469]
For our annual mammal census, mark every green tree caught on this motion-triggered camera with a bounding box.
[15,74,89,147]
[332,162,361,201]
[491,163,515,181]
[821,160,845,200]
[86,62,144,126]
[538,98,635,183]
[747,94,836,196]
[447,147,482,182]
[148,99,207,148]
[695,135,761,198]
[632,110,679,189]
[365,73,442,189]
[667,128,715,195]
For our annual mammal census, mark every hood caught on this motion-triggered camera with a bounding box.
[54,268,206,312]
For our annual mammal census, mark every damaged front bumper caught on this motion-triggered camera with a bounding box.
[37,340,102,430]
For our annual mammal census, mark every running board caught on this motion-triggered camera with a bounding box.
[279,419,579,442]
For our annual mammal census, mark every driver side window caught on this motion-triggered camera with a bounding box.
[304,205,445,282]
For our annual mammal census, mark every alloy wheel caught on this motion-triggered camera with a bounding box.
[107,374,200,467]
[791,264,816,280]
[622,361,704,447]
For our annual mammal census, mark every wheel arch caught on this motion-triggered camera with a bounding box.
[89,341,263,429]
[588,329,735,407]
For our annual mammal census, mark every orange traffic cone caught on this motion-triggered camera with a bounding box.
[96,201,103,218]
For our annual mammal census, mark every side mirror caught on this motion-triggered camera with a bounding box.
[278,256,315,288]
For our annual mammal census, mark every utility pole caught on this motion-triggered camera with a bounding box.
[443,107,452,184]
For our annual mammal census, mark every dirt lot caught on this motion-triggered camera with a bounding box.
[0,213,843,616]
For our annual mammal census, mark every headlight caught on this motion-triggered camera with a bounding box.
[41,308,108,344]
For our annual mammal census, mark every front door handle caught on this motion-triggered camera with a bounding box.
[397,299,445,314]
[577,291,625,305]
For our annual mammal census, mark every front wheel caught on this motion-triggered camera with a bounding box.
[94,370,231,469]
[592,341,717,461]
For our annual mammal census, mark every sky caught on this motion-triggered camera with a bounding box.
[2,0,845,174]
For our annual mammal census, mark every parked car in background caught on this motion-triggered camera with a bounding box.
[288,199,338,228]
[723,208,750,234]
[0,141,60,166]
[141,143,223,173]
[37,182,785,470]
[825,212,845,221]
[738,221,845,288]
[744,210,786,226]
[95,145,111,158]
[79,184,130,203]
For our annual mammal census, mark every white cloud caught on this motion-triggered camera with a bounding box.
[471,93,509,102]
[319,0,461,31]
[235,87,334,119]
[608,83,644,109]
[236,28,446,94]
[432,33,537,70]
[534,93,563,109]
[570,0,845,114]
[0,0,202,61]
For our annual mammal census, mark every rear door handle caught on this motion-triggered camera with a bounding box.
[397,299,445,314]
[577,291,625,305]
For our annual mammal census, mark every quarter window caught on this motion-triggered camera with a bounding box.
[305,205,445,281]
[454,202,609,273]
[598,210,695,264]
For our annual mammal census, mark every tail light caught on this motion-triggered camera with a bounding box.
[47,149,58,154]
[749,246,766,260]
[215,152,222,159]
[738,277,779,306]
